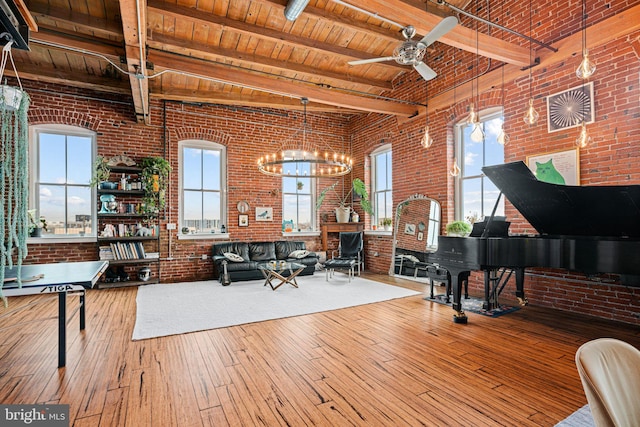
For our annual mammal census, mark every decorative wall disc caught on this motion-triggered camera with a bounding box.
[547,82,594,133]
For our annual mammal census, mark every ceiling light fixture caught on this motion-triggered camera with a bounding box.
[576,0,596,79]
[467,6,484,143]
[450,49,460,177]
[420,39,433,149]
[284,0,310,21]
[522,0,539,126]
[257,98,352,178]
[497,1,509,146]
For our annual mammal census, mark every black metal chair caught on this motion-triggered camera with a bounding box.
[324,232,364,282]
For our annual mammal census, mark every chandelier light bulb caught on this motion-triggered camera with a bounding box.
[576,122,591,148]
[470,123,485,142]
[497,125,510,146]
[420,125,434,149]
[576,49,596,80]
[522,99,539,125]
[449,158,461,177]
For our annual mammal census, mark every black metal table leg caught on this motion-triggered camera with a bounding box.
[58,292,66,368]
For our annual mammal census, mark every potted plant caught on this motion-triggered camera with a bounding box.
[316,178,373,223]
[141,156,172,213]
[445,220,472,237]
[28,209,47,237]
[89,155,111,187]
[381,217,392,231]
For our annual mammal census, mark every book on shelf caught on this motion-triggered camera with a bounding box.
[108,241,148,260]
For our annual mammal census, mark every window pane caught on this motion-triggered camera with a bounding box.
[67,186,93,236]
[38,184,65,234]
[461,177,482,222]
[297,194,312,231]
[203,192,221,231]
[483,178,504,218]
[376,154,388,190]
[283,194,297,228]
[39,133,66,183]
[67,136,92,185]
[183,147,202,189]
[202,150,221,190]
[283,177,297,193]
[463,125,483,176]
[183,190,202,232]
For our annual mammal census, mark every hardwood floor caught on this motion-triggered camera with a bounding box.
[1,273,639,426]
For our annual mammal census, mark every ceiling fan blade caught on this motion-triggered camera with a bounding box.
[348,56,396,66]
[418,16,458,47]
[414,62,437,81]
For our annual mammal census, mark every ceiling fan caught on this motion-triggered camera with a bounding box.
[348,16,458,81]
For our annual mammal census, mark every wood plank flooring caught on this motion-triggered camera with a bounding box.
[0,273,639,426]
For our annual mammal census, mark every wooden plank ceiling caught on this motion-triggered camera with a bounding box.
[13,0,530,123]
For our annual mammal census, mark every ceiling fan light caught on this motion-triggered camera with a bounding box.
[284,0,310,21]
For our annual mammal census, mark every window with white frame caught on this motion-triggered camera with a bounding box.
[455,108,505,222]
[370,144,393,228]
[282,160,314,232]
[180,140,226,235]
[30,125,95,238]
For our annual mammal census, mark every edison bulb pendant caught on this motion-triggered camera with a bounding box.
[450,158,461,177]
[576,122,591,148]
[470,123,485,142]
[576,49,596,80]
[465,104,477,126]
[523,99,539,125]
[497,126,510,145]
[420,126,434,149]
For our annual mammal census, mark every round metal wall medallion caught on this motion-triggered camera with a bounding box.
[237,201,250,213]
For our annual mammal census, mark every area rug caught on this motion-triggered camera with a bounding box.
[554,405,594,426]
[426,294,521,318]
[132,274,420,340]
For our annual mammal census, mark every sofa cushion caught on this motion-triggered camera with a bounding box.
[249,242,276,261]
[223,252,244,262]
[212,242,250,261]
[289,249,310,259]
[275,241,306,260]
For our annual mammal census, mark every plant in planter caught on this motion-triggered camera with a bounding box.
[89,155,111,187]
[27,209,47,237]
[141,156,172,214]
[381,217,392,230]
[445,220,472,237]
[316,178,373,223]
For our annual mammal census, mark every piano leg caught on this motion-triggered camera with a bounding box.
[515,268,529,306]
[449,269,470,324]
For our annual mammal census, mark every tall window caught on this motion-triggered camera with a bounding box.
[30,125,95,238]
[371,144,392,227]
[455,108,505,221]
[180,140,226,235]
[282,160,314,232]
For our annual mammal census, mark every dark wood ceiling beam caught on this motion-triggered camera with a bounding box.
[147,33,393,93]
[345,0,531,66]
[148,50,419,116]
[28,2,122,41]
[119,0,150,124]
[146,0,405,72]
[153,90,357,113]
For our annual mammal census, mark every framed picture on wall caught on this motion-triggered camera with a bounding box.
[256,207,273,221]
[547,82,594,133]
[404,223,416,235]
[239,215,248,227]
[526,148,580,186]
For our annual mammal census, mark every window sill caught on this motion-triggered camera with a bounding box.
[27,236,97,244]
[282,231,320,238]
[178,233,230,240]
[365,230,393,237]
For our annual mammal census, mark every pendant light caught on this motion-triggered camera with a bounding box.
[576,0,595,79]
[420,50,433,149]
[450,49,460,177]
[522,0,539,125]
[466,8,484,143]
[497,1,509,146]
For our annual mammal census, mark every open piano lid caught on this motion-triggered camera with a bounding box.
[482,161,640,238]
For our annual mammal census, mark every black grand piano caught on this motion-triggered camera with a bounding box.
[427,161,640,323]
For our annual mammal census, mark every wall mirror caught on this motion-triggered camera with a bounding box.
[388,194,441,281]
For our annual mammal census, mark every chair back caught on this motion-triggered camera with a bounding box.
[339,232,363,258]
[575,338,640,427]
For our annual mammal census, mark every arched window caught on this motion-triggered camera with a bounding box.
[454,107,505,222]
[179,140,227,237]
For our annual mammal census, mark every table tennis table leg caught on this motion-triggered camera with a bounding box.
[58,292,66,368]
[80,291,86,330]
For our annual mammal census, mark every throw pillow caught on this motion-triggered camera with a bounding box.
[223,252,244,262]
[400,254,420,263]
[289,249,310,259]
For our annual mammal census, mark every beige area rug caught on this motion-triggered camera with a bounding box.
[132,274,420,340]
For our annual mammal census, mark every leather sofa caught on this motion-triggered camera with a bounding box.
[212,241,319,283]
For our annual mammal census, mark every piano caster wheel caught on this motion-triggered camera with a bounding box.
[453,312,468,324]
[517,297,529,306]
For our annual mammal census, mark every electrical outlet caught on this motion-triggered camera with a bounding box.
[201,254,208,260]
[166,223,176,230]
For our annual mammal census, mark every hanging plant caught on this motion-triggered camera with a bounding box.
[89,155,111,187]
[140,156,172,214]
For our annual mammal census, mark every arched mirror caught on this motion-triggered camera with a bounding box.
[388,194,441,281]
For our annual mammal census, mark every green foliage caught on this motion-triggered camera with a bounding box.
[141,156,172,213]
[381,217,392,226]
[445,220,472,236]
[89,155,111,187]
[316,178,373,216]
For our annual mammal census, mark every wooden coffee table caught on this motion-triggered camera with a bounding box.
[257,261,305,290]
